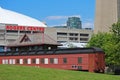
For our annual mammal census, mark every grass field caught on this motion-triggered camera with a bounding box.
[0,65,119,80]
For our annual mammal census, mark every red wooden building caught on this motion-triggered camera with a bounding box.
[0,33,105,73]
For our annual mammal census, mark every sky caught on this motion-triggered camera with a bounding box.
[0,0,95,28]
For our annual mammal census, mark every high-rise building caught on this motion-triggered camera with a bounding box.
[67,17,82,29]
[94,0,120,33]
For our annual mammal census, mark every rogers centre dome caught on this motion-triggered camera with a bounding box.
[0,7,47,27]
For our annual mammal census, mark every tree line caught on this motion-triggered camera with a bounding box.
[88,21,120,67]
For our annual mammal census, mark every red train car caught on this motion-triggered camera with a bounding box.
[0,48,105,73]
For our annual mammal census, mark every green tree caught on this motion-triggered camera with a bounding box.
[110,21,120,65]
[88,20,120,66]
[87,32,115,65]
[88,21,120,72]
[111,21,120,42]
[87,32,112,47]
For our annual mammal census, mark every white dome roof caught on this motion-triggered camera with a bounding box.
[0,7,47,27]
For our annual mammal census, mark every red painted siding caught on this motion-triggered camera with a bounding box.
[0,52,105,72]
[88,53,105,72]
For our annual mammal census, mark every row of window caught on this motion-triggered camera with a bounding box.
[57,37,88,42]
[2,57,82,65]
[6,30,40,33]
[57,32,89,37]
[2,58,57,65]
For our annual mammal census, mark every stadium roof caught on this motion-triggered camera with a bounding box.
[0,7,47,27]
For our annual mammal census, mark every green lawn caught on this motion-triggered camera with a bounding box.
[0,65,119,80]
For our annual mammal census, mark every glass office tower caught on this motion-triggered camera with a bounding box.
[67,17,82,29]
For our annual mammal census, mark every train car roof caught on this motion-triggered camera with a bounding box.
[0,47,104,56]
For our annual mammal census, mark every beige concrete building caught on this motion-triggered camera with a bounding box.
[94,0,120,33]
[0,23,93,51]
[45,27,93,43]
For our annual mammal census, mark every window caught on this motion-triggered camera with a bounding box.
[27,58,31,64]
[9,59,15,64]
[78,66,82,70]
[0,46,4,52]
[80,33,89,36]
[41,58,44,64]
[54,58,58,64]
[16,59,20,64]
[7,30,18,33]
[19,59,23,64]
[75,33,78,36]
[33,31,40,33]
[50,58,58,64]
[5,59,9,64]
[78,57,82,64]
[24,59,27,64]
[80,38,88,41]
[69,33,78,36]
[32,59,36,64]
[12,59,15,64]
[2,59,8,64]
[75,38,78,40]
[69,37,78,41]
[63,58,67,64]
[36,58,40,64]
[20,31,31,33]
[50,58,54,64]
[69,37,74,40]
[69,33,74,36]
[2,59,5,64]
[44,58,48,64]
[57,32,67,36]
[3,59,8,64]
[9,59,12,64]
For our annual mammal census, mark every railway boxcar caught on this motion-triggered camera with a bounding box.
[0,47,105,73]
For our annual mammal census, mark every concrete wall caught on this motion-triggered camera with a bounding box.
[94,0,118,33]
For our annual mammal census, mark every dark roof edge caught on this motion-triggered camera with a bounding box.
[0,47,104,56]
